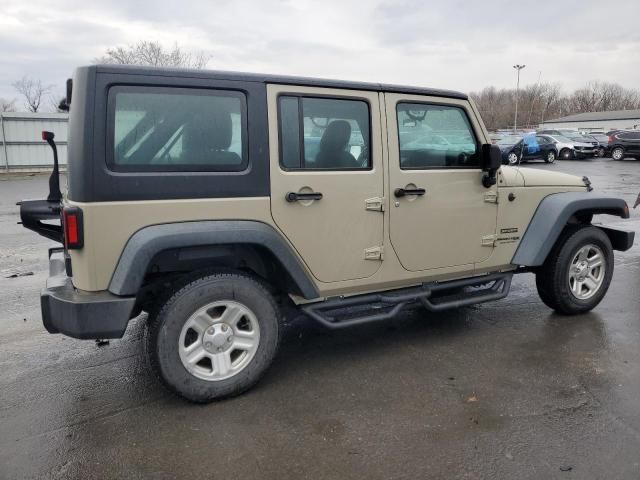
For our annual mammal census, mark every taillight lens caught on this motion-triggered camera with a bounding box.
[63,206,84,249]
[608,135,614,144]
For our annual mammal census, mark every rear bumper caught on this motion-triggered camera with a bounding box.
[41,250,136,339]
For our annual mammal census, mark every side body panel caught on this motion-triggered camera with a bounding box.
[474,185,585,273]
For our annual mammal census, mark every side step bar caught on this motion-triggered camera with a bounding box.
[301,272,513,329]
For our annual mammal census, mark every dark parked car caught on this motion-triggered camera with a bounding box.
[608,130,640,160]
[496,134,558,165]
[587,134,610,157]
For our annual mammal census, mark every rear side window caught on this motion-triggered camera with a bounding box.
[108,86,247,172]
[396,103,479,169]
[278,95,371,170]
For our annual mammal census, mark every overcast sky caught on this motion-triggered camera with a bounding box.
[1,0,639,109]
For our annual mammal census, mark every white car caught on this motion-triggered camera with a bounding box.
[537,134,596,159]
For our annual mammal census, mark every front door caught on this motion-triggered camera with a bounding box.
[267,85,385,283]
[385,93,498,272]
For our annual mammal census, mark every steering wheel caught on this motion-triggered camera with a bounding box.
[457,151,469,166]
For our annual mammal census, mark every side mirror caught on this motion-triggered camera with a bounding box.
[481,144,501,188]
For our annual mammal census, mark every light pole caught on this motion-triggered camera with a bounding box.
[513,64,526,132]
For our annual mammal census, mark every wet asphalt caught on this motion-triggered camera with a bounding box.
[0,158,639,480]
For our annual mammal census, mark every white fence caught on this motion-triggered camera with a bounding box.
[0,112,68,170]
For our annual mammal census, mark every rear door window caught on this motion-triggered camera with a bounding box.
[278,96,371,170]
[109,86,247,172]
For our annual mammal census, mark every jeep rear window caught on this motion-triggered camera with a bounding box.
[108,86,247,172]
[278,95,371,170]
[396,103,479,169]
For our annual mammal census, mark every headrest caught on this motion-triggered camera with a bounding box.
[319,120,351,153]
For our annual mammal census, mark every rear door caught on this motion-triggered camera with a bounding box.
[385,93,498,272]
[267,85,385,283]
[622,131,640,155]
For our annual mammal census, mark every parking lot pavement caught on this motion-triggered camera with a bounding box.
[1,158,639,480]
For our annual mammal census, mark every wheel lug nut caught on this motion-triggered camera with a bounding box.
[205,342,212,348]
[208,328,215,334]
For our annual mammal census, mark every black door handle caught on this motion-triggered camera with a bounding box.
[394,187,426,198]
[285,191,323,202]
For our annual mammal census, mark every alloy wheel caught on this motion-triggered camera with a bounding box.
[568,244,606,300]
[178,300,260,381]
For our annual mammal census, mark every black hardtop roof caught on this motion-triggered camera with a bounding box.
[88,64,468,100]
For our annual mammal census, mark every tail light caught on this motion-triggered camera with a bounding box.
[62,206,84,249]
[608,135,614,144]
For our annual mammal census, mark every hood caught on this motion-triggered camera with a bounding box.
[498,166,587,188]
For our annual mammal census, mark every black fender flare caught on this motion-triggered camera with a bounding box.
[512,192,632,266]
[108,221,320,299]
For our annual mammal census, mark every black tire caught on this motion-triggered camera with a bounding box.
[560,148,573,160]
[535,226,613,315]
[544,150,556,163]
[611,147,624,161]
[146,272,281,402]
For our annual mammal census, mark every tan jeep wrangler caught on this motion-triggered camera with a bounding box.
[19,65,634,402]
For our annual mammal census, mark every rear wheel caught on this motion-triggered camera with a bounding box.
[536,226,613,315]
[545,151,556,163]
[611,147,624,160]
[146,272,280,402]
[507,152,519,165]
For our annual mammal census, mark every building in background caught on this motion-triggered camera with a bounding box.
[539,109,640,133]
[0,112,68,171]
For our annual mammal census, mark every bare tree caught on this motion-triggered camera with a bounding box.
[568,81,640,113]
[11,76,53,112]
[0,98,16,112]
[47,93,68,113]
[96,41,210,69]
[471,81,640,131]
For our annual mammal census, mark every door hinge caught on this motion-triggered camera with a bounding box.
[365,197,385,212]
[481,234,497,247]
[484,191,498,204]
[364,246,384,260]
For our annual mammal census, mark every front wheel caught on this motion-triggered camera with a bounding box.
[611,147,624,160]
[560,148,573,160]
[535,226,613,315]
[146,272,281,402]
[507,152,519,165]
[545,151,556,163]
